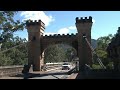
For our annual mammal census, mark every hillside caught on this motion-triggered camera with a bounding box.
[57,39,97,51]
[91,39,97,49]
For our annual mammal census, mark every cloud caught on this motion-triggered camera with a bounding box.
[20,11,55,26]
[57,28,70,35]
[43,32,57,36]
[92,19,95,24]
[57,26,76,35]
[44,26,76,35]
[68,26,76,30]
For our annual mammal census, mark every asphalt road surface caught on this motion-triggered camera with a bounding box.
[0,66,74,79]
[28,69,70,79]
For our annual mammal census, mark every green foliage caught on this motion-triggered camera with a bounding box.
[0,11,25,31]
[0,11,25,44]
[65,47,77,62]
[92,64,102,69]
[0,36,28,66]
[106,62,114,69]
[97,34,113,50]
[0,53,13,66]
[93,34,113,68]
[0,11,27,66]
[44,44,67,63]
[44,44,77,63]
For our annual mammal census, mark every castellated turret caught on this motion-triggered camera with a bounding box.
[26,20,45,28]
[76,16,92,23]
[26,19,45,71]
[75,16,93,71]
[26,20,45,34]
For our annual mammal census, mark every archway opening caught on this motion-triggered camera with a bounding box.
[44,43,78,64]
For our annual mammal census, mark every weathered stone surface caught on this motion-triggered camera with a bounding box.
[26,16,93,72]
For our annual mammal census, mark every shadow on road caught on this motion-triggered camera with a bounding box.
[11,71,68,79]
[75,70,120,79]
[51,75,61,79]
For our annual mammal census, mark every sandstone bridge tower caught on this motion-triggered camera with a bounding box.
[26,16,93,72]
[26,20,45,71]
[76,16,93,71]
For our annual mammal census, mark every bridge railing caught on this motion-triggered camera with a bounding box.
[0,65,24,77]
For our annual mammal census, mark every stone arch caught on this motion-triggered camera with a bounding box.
[26,16,93,71]
[41,34,78,53]
[43,42,78,63]
[42,41,78,54]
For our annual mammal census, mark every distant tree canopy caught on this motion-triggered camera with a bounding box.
[44,44,77,63]
[0,36,28,66]
[93,34,114,67]
[97,34,113,50]
[0,11,27,66]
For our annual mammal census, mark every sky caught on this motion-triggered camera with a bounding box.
[13,11,120,40]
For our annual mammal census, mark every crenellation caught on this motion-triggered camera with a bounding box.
[57,34,61,37]
[30,20,33,23]
[81,17,83,19]
[85,17,87,19]
[34,20,37,23]
[38,20,41,22]
[76,16,92,23]
[118,27,120,30]
[26,19,45,29]
[76,17,79,21]
[53,34,57,36]
[71,33,74,35]
[84,17,87,22]
[43,33,77,38]
[26,16,93,72]
[89,16,92,21]
[62,34,65,36]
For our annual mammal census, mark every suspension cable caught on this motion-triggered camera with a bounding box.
[0,41,31,54]
[83,35,106,69]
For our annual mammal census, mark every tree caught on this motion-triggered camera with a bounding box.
[0,36,28,66]
[65,47,77,62]
[93,34,113,68]
[0,53,13,66]
[0,11,27,66]
[0,11,25,48]
[44,44,67,63]
[97,34,113,50]
[44,44,77,63]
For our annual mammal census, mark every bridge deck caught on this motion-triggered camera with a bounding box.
[75,70,120,79]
